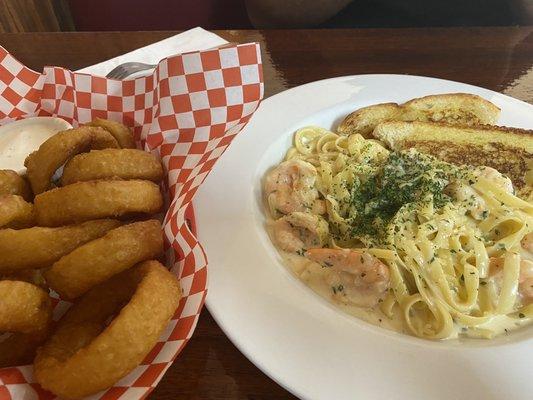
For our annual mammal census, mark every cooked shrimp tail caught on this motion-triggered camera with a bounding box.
[305,248,390,307]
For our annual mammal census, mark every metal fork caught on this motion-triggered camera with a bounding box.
[105,42,237,79]
[106,62,156,79]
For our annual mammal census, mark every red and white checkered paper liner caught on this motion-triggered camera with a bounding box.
[0,43,263,399]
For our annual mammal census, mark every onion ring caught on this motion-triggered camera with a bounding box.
[1,269,47,289]
[86,118,136,149]
[61,149,164,185]
[0,169,32,201]
[0,219,121,272]
[0,195,34,228]
[34,180,163,227]
[24,126,119,194]
[0,330,50,368]
[0,280,52,367]
[34,260,181,399]
[0,280,51,333]
[46,220,164,299]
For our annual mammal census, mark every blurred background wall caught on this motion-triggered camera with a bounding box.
[0,0,532,33]
[0,0,73,32]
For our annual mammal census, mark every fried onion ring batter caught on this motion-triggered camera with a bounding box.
[1,269,47,289]
[24,126,119,194]
[0,219,121,272]
[0,195,34,228]
[0,280,52,367]
[0,169,32,201]
[34,260,181,399]
[61,149,164,185]
[86,118,136,149]
[46,220,164,299]
[34,180,163,226]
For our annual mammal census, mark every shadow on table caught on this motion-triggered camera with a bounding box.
[150,309,298,400]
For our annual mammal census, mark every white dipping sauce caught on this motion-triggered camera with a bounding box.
[0,117,72,173]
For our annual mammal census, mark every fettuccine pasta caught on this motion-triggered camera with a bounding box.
[264,125,533,340]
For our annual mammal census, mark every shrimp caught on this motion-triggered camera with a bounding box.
[446,166,514,220]
[475,166,514,194]
[305,248,390,307]
[264,159,324,215]
[489,244,533,304]
[446,182,487,220]
[521,232,533,254]
[272,212,329,253]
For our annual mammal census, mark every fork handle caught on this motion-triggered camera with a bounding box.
[106,63,156,79]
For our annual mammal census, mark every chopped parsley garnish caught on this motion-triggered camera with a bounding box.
[345,150,458,240]
[332,284,344,294]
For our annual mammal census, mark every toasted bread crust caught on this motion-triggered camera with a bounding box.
[337,103,401,137]
[372,121,533,197]
[402,93,500,124]
[338,93,500,138]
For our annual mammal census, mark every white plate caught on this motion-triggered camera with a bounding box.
[195,75,533,400]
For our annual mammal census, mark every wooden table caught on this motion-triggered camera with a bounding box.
[1,28,532,399]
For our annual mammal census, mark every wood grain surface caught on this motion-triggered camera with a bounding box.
[0,0,74,33]
[0,28,531,399]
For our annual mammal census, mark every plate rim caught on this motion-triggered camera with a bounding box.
[200,73,533,400]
